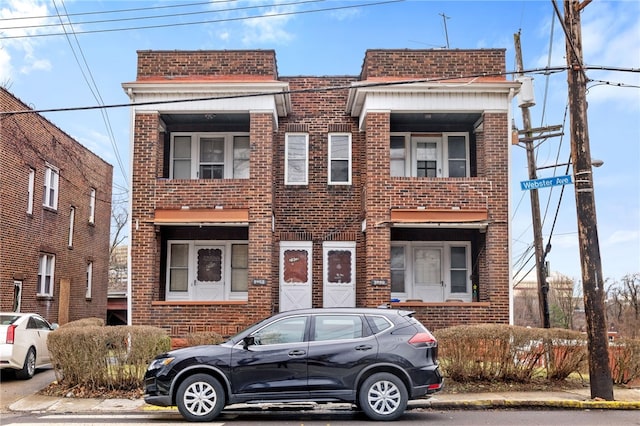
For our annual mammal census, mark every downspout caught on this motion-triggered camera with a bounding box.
[507,87,515,325]
[125,87,135,326]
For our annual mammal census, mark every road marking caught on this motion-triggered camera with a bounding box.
[4,413,224,426]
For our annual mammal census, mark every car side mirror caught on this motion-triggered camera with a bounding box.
[242,336,255,349]
[51,323,59,330]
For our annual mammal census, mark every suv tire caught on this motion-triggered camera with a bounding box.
[358,372,408,421]
[176,374,225,422]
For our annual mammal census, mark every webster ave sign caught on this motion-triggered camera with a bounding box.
[520,175,573,191]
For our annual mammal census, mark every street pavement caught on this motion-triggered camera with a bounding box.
[7,386,640,414]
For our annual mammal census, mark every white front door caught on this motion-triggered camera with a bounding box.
[194,245,225,300]
[413,247,444,301]
[323,242,356,307]
[280,242,312,312]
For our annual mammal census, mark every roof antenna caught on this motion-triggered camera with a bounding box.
[439,13,450,48]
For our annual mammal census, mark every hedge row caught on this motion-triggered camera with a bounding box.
[48,320,170,391]
[434,324,640,385]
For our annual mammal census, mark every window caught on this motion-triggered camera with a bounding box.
[37,254,55,297]
[390,133,469,178]
[43,164,59,210]
[68,207,75,247]
[88,188,96,224]
[252,316,308,345]
[313,315,363,341]
[166,241,248,301]
[86,262,93,299]
[169,133,250,179]
[328,133,352,184]
[285,133,308,185]
[391,242,471,302]
[27,168,35,214]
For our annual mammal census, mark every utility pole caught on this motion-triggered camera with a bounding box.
[513,31,551,329]
[563,0,613,400]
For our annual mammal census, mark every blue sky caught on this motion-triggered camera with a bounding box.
[1,0,638,285]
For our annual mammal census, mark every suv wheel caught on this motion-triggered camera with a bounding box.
[176,374,225,421]
[358,372,408,421]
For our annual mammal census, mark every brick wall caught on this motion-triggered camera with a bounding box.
[0,88,113,324]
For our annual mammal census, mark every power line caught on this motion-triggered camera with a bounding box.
[0,0,404,39]
[0,0,322,31]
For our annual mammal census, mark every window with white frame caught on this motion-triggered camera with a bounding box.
[88,188,96,224]
[43,164,59,210]
[68,207,75,247]
[86,261,93,298]
[390,133,469,178]
[27,168,35,214]
[170,133,250,179]
[37,254,55,297]
[285,133,308,185]
[166,241,248,301]
[328,133,352,185]
[391,242,471,302]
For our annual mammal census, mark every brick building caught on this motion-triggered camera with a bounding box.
[0,88,113,324]
[123,49,519,340]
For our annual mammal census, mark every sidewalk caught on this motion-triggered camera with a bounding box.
[9,387,640,414]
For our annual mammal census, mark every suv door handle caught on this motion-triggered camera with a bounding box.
[288,350,306,357]
[355,345,373,351]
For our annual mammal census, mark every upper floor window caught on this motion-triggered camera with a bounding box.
[43,164,59,210]
[285,133,308,185]
[391,242,471,302]
[170,133,250,179]
[86,261,93,299]
[27,168,35,214]
[88,188,96,224]
[68,207,75,247]
[390,133,469,178]
[37,253,55,297]
[328,133,352,185]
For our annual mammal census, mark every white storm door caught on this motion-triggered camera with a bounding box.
[412,136,442,178]
[413,247,444,302]
[323,242,356,307]
[280,242,312,312]
[195,245,225,300]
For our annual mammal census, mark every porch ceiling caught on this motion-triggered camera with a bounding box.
[390,208,489,229]
[154,208,249,226]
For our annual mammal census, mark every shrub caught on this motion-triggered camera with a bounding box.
[48,325,170,391]
[434,324,544,382]
[541,328,587,380]
[610,338,640,385]
[59,317,105,328]
[185,331,225,346]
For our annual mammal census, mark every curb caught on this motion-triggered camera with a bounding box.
[420,399,640,410]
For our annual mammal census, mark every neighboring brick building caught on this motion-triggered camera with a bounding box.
[0,88,113,325]
[123,49,519,340]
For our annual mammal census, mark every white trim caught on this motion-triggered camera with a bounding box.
[391,241,472,302]
[27,168,35,214]
[86,261,93,299]
[165,240,249,301]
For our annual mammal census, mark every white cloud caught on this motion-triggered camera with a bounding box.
[605,230,640,246]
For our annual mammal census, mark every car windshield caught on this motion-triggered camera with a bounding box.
[0,314,21,325]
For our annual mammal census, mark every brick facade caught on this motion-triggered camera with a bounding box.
[0,88,113,324]
[125,49,516,340]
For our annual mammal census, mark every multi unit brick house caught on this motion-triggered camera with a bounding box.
[0,88,113,324]
[123,49,518,341]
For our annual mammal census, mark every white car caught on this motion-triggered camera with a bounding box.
[0,312,58,379]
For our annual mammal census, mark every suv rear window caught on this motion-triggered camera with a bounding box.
[366,315,393,334]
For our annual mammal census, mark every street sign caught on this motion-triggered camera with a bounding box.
[520,175,572,191]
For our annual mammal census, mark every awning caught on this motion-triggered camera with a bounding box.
[154,208,249,226]
[390,208,489,229]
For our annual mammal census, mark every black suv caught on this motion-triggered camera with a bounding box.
[144,308,443,421]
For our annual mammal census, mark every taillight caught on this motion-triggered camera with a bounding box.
[408,331,437,347]
[6,324,16,344]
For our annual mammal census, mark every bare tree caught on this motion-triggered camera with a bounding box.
[607,273,640,339]
[548,273,579,329]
